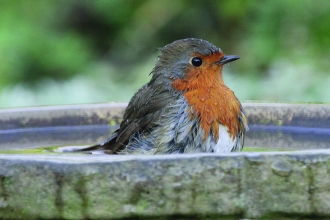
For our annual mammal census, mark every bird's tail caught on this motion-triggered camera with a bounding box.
[75,132,119,154]
[75,143,104,152]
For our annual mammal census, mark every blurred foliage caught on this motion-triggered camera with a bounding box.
[0,0,330,107]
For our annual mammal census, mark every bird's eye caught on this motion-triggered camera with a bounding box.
[191,57,203,67]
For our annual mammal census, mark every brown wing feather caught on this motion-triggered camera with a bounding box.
[79,81,177,153]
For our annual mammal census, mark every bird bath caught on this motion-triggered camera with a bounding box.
[1,103,329,153]
[1,103,330,219]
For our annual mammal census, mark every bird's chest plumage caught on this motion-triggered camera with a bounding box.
[183,85,241,139]
[172,74,242,141]
[167,95,239,153]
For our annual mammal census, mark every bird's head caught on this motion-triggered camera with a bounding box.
[152,38,239,84]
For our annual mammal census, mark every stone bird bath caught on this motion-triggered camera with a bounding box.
[0,103,330,219]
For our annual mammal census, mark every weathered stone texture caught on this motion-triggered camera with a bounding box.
[0,151,330,219]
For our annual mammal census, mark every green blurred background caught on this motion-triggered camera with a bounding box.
[0,0,329,108]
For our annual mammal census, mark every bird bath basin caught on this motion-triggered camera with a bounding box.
[0,103,329,153]
[1,103,330,219]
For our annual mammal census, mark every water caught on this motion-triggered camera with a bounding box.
[0,125,117,153]
[245,124,330,150]
[1,123,330,154]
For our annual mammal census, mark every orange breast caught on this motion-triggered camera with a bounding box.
[172,63,241,140]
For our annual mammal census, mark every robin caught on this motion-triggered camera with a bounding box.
[81,38,248,154]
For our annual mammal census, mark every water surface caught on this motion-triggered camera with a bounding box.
[1,124,329,154]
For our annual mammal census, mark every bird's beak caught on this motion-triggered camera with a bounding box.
[217,55,240,65]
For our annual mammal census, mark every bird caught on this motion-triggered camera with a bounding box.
[80,38,248,154]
